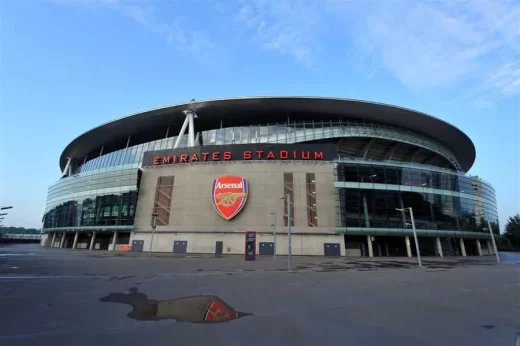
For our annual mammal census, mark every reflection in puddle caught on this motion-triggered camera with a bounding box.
[100,289,252,323]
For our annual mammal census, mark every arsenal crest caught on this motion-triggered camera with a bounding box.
[212,176,248,220]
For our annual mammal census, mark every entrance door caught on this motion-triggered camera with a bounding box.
[131,240,144,252]
[215,241,223,257]
[173,241,188,254]
[324,243,341,257]
[259,242,274,255]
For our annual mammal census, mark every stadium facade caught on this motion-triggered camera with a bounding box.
[40,97,499,257]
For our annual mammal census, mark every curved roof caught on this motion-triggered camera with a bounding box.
[60,97,476,172]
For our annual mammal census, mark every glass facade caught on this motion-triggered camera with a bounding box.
[42,168,141,231]
[75,120,460,174]
[335,163,499,234]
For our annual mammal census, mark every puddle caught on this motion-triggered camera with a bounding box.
[109,275,137,281]
[482,324,496,329]
[100,289,252,323]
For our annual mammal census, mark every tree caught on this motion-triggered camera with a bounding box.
[504,214,520,248]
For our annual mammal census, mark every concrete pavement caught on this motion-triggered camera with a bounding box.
[0,244,518,346]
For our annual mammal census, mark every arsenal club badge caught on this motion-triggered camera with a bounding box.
[212,176,248,220]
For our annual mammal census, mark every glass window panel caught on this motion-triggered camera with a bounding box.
[259,126,268,143]
[385,167,400,185]
[357,166,372,183]
[283,173,295,227]
[306,173,317,227]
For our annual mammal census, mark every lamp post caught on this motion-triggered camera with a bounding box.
[269,212,277,260]
[287,194,292,272]
[396,207,422,267]
[485,221,499,263]
[149,213,158,256]
[0,206,13,210]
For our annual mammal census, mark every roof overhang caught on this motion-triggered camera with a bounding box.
[60,97,476,172]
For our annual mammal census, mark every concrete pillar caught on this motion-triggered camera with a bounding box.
[362,194,370,228]
[459,238,466,257]
[436,237,443,257]
[486,240,493,255]
[367,235,374,258]
[111,231,118,251]
[377,243,382,257]
[89,231,97,251]
[72,231,79,249]
[51,232,56,248]
[60,232,66,248]
[476,239,482,256]
[405,236,412,257]
[385,243,389,256]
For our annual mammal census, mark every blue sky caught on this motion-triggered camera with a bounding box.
[0,0,519,230]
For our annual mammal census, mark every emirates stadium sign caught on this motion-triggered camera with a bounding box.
[142,143,336,166]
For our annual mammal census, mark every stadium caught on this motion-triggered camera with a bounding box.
[40,97,499,257]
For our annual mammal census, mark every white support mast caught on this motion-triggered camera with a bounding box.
[173,102,199,149]
[62,158,72,177]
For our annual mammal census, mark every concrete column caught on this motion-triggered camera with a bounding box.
[476,239,482,256]
[405,236,412,257]
[377,243,382,257]
[89,231,97,251]
[51,232,56,248]
[362,194,370,228]
[436,237,443,257]
[367,235,374,258]
[60,232,66,248]
[459,238,466,257]
[385,243,389,256]
[111,231,118,251]
[72,231,79,249]
[486,240,493,255]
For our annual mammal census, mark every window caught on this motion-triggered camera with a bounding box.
[283,173,294,227]
[306,173,317,227]
[153,176,174,226]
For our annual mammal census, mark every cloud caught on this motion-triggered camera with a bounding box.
[331,0,520,105]
[233,0,323,66]
[51,0,223,66]
[52,0,520,106]
[230,0,519,106]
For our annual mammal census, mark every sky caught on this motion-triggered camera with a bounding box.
[0,0,519,231]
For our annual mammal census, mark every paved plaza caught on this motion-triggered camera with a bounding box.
[0,244,518,346]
